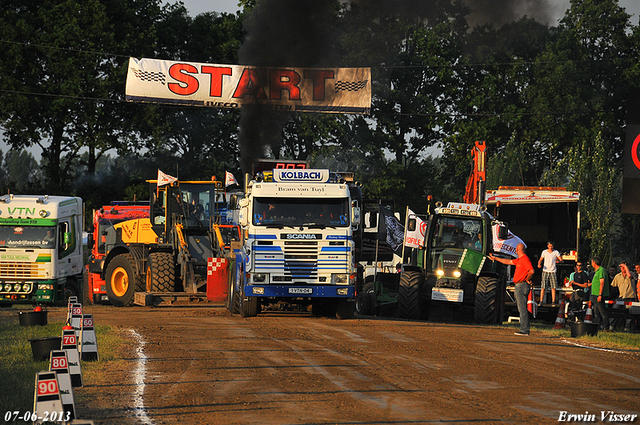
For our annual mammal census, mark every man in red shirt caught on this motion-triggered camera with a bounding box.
[489,243,534,335]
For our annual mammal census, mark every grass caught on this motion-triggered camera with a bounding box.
[504,319,640,351]
[0,319,127,420]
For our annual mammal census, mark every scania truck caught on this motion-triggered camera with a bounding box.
[232,168,360,319]
[0,194,83,304]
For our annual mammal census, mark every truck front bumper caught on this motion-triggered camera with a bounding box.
[244,285,354,298]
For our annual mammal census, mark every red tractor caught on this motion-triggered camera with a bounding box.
[86,202,149,304]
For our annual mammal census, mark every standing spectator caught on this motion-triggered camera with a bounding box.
[590,256,610,331]
[568,261,590,311]
[537,242,563,305]
[489,243,534,336]
[607,264,619,300]
[609,262,636,331]
[634,262,640,301]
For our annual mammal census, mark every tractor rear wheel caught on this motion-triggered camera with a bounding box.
[474,276,499,324]
[146,252,176,293]
[398,271,422,319]
[106,253,143,307]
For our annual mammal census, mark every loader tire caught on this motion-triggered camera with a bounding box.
[106,253,143,307]
[398,271,422,319]
[146,252,176,293]
[474,276,499,324]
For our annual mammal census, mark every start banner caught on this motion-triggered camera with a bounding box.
[125,57,371,114]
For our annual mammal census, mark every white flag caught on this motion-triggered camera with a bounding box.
[157,169,178,187]
[225,171,238,187]
[492,224,526,258]
[404,209,426,248]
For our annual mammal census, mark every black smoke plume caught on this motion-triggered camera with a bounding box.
[237,0,339,173]
[236,0,561,173]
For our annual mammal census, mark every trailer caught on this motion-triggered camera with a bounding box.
[486,187,581,315]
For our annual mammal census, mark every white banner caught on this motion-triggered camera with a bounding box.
[225,171,238,187]
[404,209,426,248]
[157,169,177,187]
[492,224,526,258]
[125,57,371,114]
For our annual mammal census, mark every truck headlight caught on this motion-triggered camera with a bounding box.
[336,288,349,295]
[13,284,21,292]
[253,274,267,283]
[3,284,11,292]
[22,283,32,292]
[332,274,349,285]
[252,287,264,295]
[38,284,54,290]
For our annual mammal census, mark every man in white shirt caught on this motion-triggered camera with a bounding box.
[537,241,563,304]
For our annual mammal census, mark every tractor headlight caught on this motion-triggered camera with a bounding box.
[436,269,444,277]
[453,270,461,278]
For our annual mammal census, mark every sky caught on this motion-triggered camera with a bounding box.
[2,0,640,157]
[179,0,640,25]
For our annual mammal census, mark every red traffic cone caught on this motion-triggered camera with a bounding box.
[553,298,566,329]
[584,301,594,323]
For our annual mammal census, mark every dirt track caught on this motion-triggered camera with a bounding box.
[16,306,640,424]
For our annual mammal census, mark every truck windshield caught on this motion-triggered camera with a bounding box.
[0,225,56,249]
[253,197,349,227]
[430,217,483,252]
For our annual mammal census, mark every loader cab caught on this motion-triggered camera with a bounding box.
[150,181,223,240]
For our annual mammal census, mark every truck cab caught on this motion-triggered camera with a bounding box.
[0,194,83,304]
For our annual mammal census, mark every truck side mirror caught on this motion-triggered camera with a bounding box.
[351,206,360,231]
[497,224,509,240]
[408,218,416,232]
[239,206,249,227]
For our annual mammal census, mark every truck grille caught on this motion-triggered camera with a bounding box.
[0,262,46,279]
[253,240,350,283]
[283,241,318,279]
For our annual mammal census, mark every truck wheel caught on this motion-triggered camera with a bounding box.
[146,252,176,293]
[239,285,258,317]
[355,283,375,315]
[398,271,422,319]
[106,254,143,307]
[227,275,240,314]
[336,298,355,320]
[63,279,80,303]
[474,276,498,324]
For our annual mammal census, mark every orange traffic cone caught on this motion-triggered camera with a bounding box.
[584,301,593,323]
[553,298,566,329]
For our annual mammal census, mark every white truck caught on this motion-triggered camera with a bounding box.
[231,169,360,319]
[0,194,83,304]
